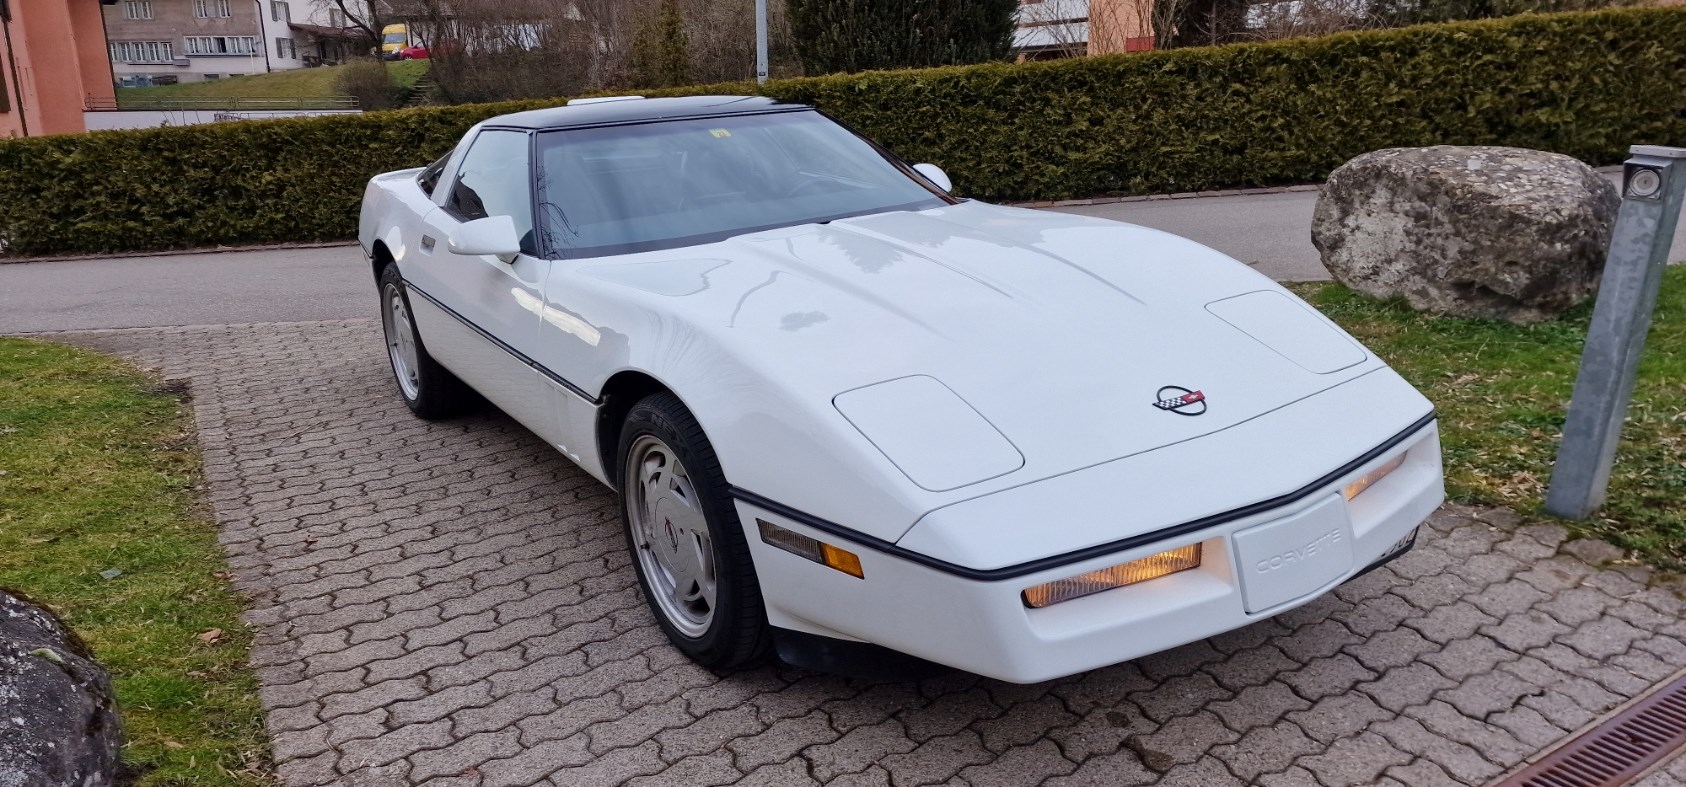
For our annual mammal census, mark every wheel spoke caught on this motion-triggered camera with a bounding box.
[687,530,716,610]
[668,466,692,502]
[638,452,666,526]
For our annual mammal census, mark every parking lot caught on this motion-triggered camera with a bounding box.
[44,316,1686,787]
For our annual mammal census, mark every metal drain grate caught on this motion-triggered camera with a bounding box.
[1496,673,1686,787]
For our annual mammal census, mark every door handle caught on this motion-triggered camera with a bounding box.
[420,235,436,252]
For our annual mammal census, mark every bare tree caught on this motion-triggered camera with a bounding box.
[412,0,605,103]
[396,0,798,103]
[1015,0,1089,59]
[1090,0,1171,53]
[1016,0,1168,59]
[1147,0,1185,49]
[1244,0,1379,41]
[313,0,386,51]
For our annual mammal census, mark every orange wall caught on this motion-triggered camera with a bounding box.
[0,10,20,139]
[69,0,116,112]
[1089,0,1156,54]
[0,0,114,137]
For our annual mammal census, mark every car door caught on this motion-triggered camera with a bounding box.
[401,127,562,441]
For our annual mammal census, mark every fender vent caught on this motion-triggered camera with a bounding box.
[1495,673,1686,787]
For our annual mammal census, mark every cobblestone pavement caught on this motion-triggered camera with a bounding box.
[1636,754,1686,787]
[57,320,1686,787]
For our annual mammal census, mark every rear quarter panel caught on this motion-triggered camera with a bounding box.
[359,167,428,262]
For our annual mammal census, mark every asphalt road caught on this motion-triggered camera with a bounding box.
[1050,191,1330,282]
[0,245,374,334]
[3,187,1682,334]
[0,191,1334,334]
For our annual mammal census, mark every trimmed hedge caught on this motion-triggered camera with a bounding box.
[1,8,1682,257]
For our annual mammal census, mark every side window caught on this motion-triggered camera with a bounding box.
[445,129,536,254]
[416,150,451,197]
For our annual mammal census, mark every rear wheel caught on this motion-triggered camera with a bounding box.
[378,264,474,420]
[618,393,771,669]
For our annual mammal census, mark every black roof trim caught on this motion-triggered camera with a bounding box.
[483,95,810,131]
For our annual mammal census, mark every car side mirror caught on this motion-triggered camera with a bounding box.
[447,215,522,260]
[913,163,953,194]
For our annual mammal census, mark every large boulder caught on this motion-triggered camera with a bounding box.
[0,589,122,787]
[1312,146,1620,324]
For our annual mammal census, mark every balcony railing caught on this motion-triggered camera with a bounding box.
[86,96,361,111]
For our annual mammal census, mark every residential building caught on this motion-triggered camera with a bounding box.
[104,0,264,83]
[102,0,363,85]
[264,0,368,69]
[0,0,116,136]
[1015,0,1154,59]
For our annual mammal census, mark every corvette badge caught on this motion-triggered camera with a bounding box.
[1153,386,1208,416]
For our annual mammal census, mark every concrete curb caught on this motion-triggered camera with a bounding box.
[0,240,358,266]
[1008,183,1326,209]
[1008,165,1623,209]
[13,318,379,338]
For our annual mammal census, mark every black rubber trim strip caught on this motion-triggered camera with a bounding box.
[1348,528,1418,583]
[731,410,1438,582]
[402,279,601,405]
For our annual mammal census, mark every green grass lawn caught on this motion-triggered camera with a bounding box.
[0,339,267,786]
[117,59,428,101]
[1292,267,1686,572]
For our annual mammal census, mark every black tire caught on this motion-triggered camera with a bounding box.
[377,264,475,420]
[617,392,771,669]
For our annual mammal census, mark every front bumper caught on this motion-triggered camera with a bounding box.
[737,418,1443,684]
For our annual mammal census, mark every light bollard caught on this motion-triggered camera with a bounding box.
[1544,145,1686,519]
[755,0,769,85]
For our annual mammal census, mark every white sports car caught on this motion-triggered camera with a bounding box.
[358,95,1445,683]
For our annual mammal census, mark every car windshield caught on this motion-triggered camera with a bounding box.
[383,32,407,43]
[533,110,950,258]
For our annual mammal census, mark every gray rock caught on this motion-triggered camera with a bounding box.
[0,589,122,787]
[1312,146,1620,324]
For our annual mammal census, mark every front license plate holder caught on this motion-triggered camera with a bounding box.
[1232,494,1355,614]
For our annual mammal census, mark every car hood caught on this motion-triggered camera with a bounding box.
[577,201,1382,513]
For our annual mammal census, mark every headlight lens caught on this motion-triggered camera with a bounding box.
[1343,453,1407,501]
[1022,544,1203,608]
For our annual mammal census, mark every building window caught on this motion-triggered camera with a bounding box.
[185,36,257,56]
[276,37,296,59]
[109,41,176,64]
[194,0,232,18]
[124,1,154,20]
[271,1,290,22]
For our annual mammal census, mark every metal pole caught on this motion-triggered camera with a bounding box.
[1544,145,1686,519]
[754,0,768,85]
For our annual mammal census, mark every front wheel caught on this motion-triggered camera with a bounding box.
[618,393,771,669]
[377,264,474,420]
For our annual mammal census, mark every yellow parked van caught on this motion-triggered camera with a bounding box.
[380,24,411,56]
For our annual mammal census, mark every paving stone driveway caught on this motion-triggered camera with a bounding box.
[57,320,1686,787]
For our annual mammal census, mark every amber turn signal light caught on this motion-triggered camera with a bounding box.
[1343,453,1407,501]
[757,519,864,579]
